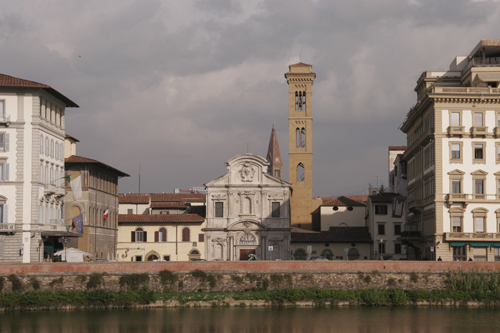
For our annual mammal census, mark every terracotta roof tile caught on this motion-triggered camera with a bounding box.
[389,146,407,150]
[0,74,79,107]
[65,134,80,142]
[321,195,367,207]
[151,202,187,209]
[291,227,372,243]
[65,155,129,177]
[119,193,150,204]
[118,214,204,223]
[151,193,206,203]
[369,193,401,203]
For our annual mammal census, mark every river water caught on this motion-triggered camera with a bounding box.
[0,307,498,333]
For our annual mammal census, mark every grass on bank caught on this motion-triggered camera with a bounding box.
[1,269,500,309]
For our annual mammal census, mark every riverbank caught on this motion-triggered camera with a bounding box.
[1,286,500,311]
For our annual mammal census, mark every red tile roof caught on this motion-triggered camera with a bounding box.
[65,134,80,142]
[389,146,407,150]
[118,214,204,223]
[151,193,206,203]
[65,155,129,177]
[291,227,372,243]
[0,74,79,107]
[119,193,150,204]
[151,202,188,209]
[369,193,401,203]
[321,195,367,206]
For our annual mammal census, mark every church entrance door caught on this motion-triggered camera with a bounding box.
[240,249,255,260]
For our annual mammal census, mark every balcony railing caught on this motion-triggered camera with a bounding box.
[0,115,11,125]
[445,232,500,241]
[0,223,15,233]
[471,126,488,137]
[40,219,67,232]
[495,127,500,137]
[448,126,465,137]
[434,87,500,94]
[44,184,65,196]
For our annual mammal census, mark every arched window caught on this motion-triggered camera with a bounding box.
[295,91,306,110]
[295,91,299,110]
[147,254,158,261]
[296,128,300,148]
[348,248,360,260]
[244,197,252,214]
[132,228,146,242]
[294,249,307,260]
[321,249,333,260]
[40,135,43,154]
[182,227,190,242]
[297,163,305,182]
[156,227,167,242]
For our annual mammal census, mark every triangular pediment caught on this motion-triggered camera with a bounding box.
[471,169,488,175]
[448,169,465,176]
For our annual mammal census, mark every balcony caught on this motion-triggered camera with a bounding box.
[445,232,500,241]
[400,224,422,239]
[0,115,11,126]
[448,126,465,137]
[494,127,500,137]
[44,184,65,197]
[471,126,488,137]
[39,219,68,232]
[0,223,15,233]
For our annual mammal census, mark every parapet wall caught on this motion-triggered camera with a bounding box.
[0,261,498,293]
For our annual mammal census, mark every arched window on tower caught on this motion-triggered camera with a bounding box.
[301,91,306,110]
[295,91,299,110]
[295,91,306,111]
[296,128,300,148]
[300,128,305,148]
[297,163,305,182]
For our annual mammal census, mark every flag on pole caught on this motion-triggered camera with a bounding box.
[103,206,109,221]
[70,175,82,200]
[72,214,84,236]
[392,198,404,217]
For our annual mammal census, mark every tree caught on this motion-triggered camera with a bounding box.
[378,184,385,194]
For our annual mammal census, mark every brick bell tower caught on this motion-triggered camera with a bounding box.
[285,62,316,229]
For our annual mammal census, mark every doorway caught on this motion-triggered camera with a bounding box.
[240,249,255,260]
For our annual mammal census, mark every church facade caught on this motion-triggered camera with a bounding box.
[204,153,291,261]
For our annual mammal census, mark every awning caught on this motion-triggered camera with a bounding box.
[476,72,500,82]
[491,243,500,247]
[451,242,468,247]
[470,242,491,247]
[41,231,79,238]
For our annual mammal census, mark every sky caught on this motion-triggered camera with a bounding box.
[1,0,500,197]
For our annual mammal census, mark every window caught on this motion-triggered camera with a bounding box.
[55,142,58,160]
[451,112,460,126]
[474,112,484,127]
[40,135,43,154]
[161,211,169,215]
[473,143,486,163]
[0,202,8,223]
[378,242,385,254]
[50,139,54,158]
[155,227,166,242]
[275,170,280,178]
[182,227,190,242]
[475,217,485,233]
[475,179,484,195]
[60,144,64,161]
[0,100,4,121]
[199,234,204,242]
[452,217,462,232]
[45,137,49,155]
[497,112,500,127]
[453,246,466,261]
[127,209,133,214]
[132,228,145,242]
[377,224,385,235]
[452,179,461,194]
[395,243,402,254]
[163,256,170,261]
[272,202,280,218]
[0,133,9,152]
[135,256,142,262]
[297,163,305,182]
[375,205,388,215]
[0,162,9,181]
[394,224,401,235]
[451,143,460,159]
[296,128,305,148]
[295,91,306,110]
[215,202,223,217]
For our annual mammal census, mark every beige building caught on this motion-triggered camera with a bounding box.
[117,192,206,261]
[204,153,291,261]
[400,40,500,261]
[285,63,322,230]
[64,135,129,260]
[0,74,78,263]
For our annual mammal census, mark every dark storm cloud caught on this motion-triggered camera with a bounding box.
[1,0,499,196]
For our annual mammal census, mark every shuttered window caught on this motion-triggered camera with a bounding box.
[215,202,223,217]
[0,133,9,152]
[182,228,190,242]
[272,202,280,217]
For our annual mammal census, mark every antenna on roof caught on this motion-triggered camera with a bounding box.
[138,162,141,194]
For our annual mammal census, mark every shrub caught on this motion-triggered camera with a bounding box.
[387,278,397,287]
[30,277,40,291]
[207,275,217,289]
[178,280,184,290]
[191,270,208,280]
[388,288,409,305]
[231,275,244,284]
[49,277,64,288]
[0,276,4,292]
[363,275,372,284]
[75,275,87,285]
[360,288,386,306]
[8,274,22,292]
[86,273,104,290]
[119,273,150,291]
[270,274,284,287]
[261,278,269,290]
[159,270,178,286]
[245,273,259,283]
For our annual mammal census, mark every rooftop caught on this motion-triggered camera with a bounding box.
[65,155,129,177]
[118,214,205,223]
[291,227,372,243]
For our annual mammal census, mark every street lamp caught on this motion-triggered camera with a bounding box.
[379,238,384,260]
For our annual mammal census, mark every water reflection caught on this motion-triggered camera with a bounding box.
[0,307,498,333]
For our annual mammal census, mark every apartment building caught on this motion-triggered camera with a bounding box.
[0,74,78,263]
[400,40,500,261]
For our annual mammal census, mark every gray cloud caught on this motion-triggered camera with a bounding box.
[1,0,499,196]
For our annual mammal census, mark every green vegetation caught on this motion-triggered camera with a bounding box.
[86,273,105,290]
[119,273,150,291]
[8,275,22,292]
[49,277,64,288]
[159,270,178,287]
[0,277,5,292]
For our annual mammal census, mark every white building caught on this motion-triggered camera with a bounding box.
[400,40,500,261]
[204,153,292,261]
[0,74,78,263]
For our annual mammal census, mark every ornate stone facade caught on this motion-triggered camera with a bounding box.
[204,153,291,261]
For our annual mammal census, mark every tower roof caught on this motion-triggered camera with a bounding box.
[266,124,283,167]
